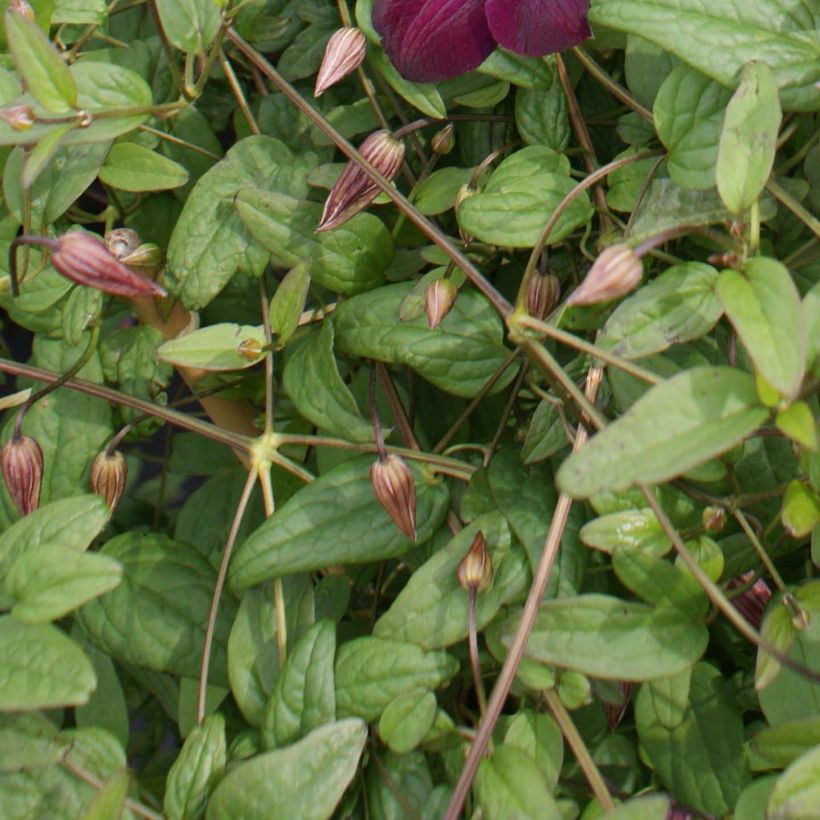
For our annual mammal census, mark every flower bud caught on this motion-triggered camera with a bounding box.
[525,272,560,319]
[0,104,35,131]
[424,277,457,329]
[457,531,493,592]
[51,231,166,298]
[1,435,43,516]
[317,130,405,232]
[727,571,771,630]
[431,123,455,155]
[89,450,127,512]
[7,0,35,20]
[370,454,416,540]
[105,228,141,260]
[702,505,726,533]
[314,27,367,97]
[567,244,642,306]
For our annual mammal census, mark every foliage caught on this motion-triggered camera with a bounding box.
[0,0,817,818]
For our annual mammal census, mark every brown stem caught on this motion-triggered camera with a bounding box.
[468,587,487,716]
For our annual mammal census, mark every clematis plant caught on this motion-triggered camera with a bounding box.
[373,0,590,82]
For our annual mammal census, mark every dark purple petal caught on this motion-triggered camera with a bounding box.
[372,0,495,82]
[485,0,591,56]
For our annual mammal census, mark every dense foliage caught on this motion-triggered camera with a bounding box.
[0,0,817,818]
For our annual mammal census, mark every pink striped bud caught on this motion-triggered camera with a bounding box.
[314,27,367,97]
[525,272,560,319]
[1,435,43,516]
[7,0,35,20]
[424,278,457,329]
[567,244,642,306]
[370,454,416,540]
[457,531,493,592]
[317,130,405,232]
[0,104,35,131]
[89,450,127,512]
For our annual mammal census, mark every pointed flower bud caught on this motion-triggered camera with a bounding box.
[567,244,642,306]
[50,232,167,298]
[727,571,771,631]
[370,453,416,540]
[314,27,367,97]
[702,505,726,533]
[7,0,35,20]
[525,272,560,319]
[1,435,43,516]
[431,123,455,155]
[424,277,458,329]
[0,104,35,131]
[89,450,127,511]
[457,531,493,592]
[317,130,405,232]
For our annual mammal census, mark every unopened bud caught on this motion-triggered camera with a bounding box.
[727,571,771,630]
[7,0,35,20]
[431,123,455,155]
[238,337,263,361]
[525,272,560,319]
[317,130,405,232]
[89,450,127,511]
[314,27,366,97]
[51,232,166,298]
[454,184,475,243]
[702,505,726,533]
[424,278,457,328]
[0,104,35,131]
[457,531,493,592]
[370,454,416,540]
[567,244,642,306]
[1,435,43,516]
[105,228,141,260]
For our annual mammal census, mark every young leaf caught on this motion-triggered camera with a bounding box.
[99,143,189,192]
[158,324,268,371]
[378,690,436,754]
[503,711,564,792]
[579,509,672,556]
[155,0,221,55]
[269,258,311,348]
[766,745,820,818]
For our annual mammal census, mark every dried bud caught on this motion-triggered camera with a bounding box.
[105,228,141,260]
[424,278,457,329]
[317,130,405,232]
[457,531,493,592]
[370,454,416,540]
[7,0,35,20]
[525,272,560,319]
[314,27,366,97]
[431,123,455,155]
[727,571,772,630]
[702,505,726,533]
[0,104,35,131]
[51,232,166,298]
[1,435,43,516]
[89,450,127,511]
[238,337,263,361]
[567,244,642,306]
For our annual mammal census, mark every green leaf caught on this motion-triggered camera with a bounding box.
[604,795,672,820]
[99,143,189,192]
[158,323,267,371]
[775,401,817,451]
[599,262,722,358]
[717,258,805,398]
[515,80,570,151]
[52,0,108,25]
[804,281,820,377]
[579,509,671,556]
[234,187,393,294]
[62,286,102,347]
[503,710,563,792]
[5,9,77,112]
[636,662,750,815]
[521,400,570,464]
[282,323,374,443]
[653,65,731,190]
[557,367,768,497]
[335,637,458,721]
[22,125,73,190]
[750,716,820,768]
[229,456,450,590]
[167,136,315,310]
[333,282,515,398]
[458,146,593,247]
[0,713,67,772]
[475,745,561,820]
[261,620,336,749]
[767,745,820,819]
[378,689,436,754]
[414,167,476,216]
[0,616,96,710]
[507,593,708,680]
[155,0,221,54]
[80,769,129,820]
[205,719,367,820]
[717,62,782,212]
[736,777,778,820]
[364,749,435,818]
[781,480,820,538]
[369,47,446,118]
[7,543,122,624]
[589,0,820,111]
[164,712,227,820]
[269,258,311,349]
[374,514,529,648]
[77,533,237,687]
[227,576,315,728]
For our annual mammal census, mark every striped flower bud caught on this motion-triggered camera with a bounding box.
[314,27,367,97]
[317,130,405,232]
[370,453,416,540]
[0,104,35,131]
[89,450,127,512]
[424,277,457,329]
[567,244,642,306]
[525,272,560,319]
[1,435,43,516]
[457,531,493,592]
[431,123,455,155]
[50,232,166,298]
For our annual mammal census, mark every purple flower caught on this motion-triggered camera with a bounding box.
[373,0,590,82]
